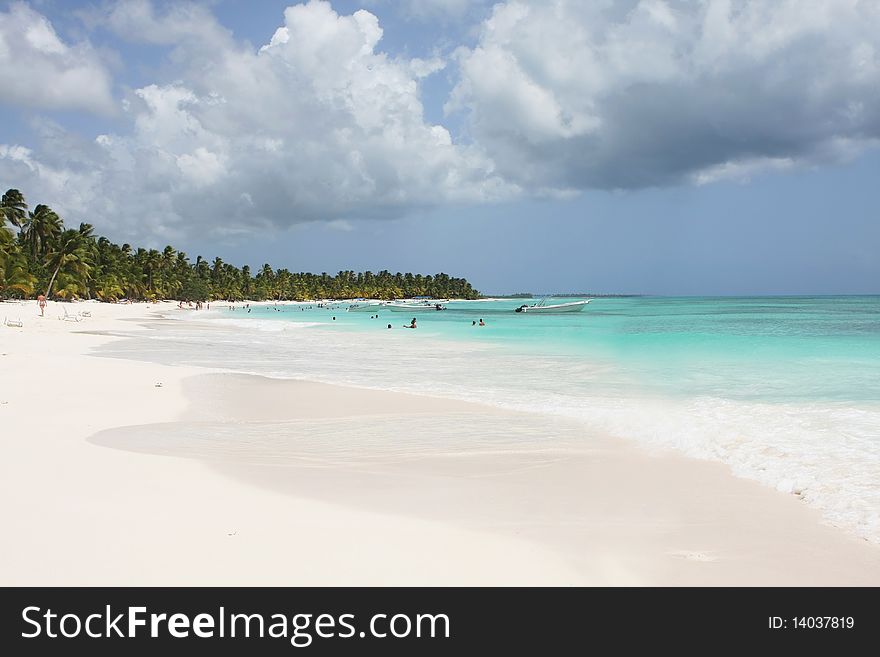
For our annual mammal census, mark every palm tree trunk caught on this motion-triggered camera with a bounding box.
[45,263,61,299]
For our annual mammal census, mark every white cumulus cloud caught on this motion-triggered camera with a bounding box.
[1,0,512,243]
[4,0,880,243]
[0,2,115,115]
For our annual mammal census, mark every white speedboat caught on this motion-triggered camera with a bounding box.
[348,302,386,312]
[515,299,591,313]
[388,302,447,312]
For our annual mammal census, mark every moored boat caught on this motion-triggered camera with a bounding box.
[388,302,447,311]
[347,302,386,312]
[514,299,591,313]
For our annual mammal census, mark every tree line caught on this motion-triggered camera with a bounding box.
[0,188,480,302]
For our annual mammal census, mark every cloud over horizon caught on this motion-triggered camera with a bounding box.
[1,0,880,244]
[448,0,880,190]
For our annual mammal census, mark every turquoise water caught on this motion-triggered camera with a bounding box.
[103,296,880,541]
[241,296,880,403]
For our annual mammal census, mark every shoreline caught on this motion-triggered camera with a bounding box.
[94,372,880,585]
[2,300,879,585]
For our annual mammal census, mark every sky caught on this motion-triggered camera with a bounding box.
[0,0,878,295]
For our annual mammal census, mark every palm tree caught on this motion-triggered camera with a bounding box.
[0,210,14,249]
[22,204,62,260]
[0,242,35,299]
[141,249,162,296]
[0,189,28,229]
[44,229,92,299]
[212,257,224,280]
[194,255,210,284]
[93,273,125,301]
[78,222,95,240]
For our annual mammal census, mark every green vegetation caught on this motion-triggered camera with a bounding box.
[0,188,479,302]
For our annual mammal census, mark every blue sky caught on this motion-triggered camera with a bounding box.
[1,0,878,294]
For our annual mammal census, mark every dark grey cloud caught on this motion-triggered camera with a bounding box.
[448,0,880,190]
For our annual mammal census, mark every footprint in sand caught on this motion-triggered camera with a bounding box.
[669,550,718,562]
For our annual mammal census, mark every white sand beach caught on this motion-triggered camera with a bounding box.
[1,300,879,586]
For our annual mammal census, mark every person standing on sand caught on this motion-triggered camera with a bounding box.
[37,294,46,317]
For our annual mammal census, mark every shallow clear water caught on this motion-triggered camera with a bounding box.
[100,296,880,541]
[243,296,880,403]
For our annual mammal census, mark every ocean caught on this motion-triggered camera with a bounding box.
[98,295,880,541]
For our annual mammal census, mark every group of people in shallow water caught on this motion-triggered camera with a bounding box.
[222,303,257,313]
[178,300,208,310]
[353,314,484,330]
[179,302,488,330]
[346,313,488,330]
[391,317,485,329]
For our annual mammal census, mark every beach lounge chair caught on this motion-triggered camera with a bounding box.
[60,307,82,322]
[4,317,23,327]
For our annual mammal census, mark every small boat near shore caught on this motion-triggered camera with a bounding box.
[347,302,387,312]
[389,302,447,312]
[515,299,591,313]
